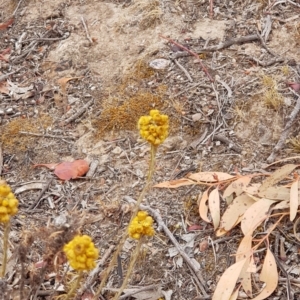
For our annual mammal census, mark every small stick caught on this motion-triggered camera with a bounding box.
[209,0,214,19]
[256,31,276,56]
[124,196,209,298]
[212,134,242,153]
[173,59,193,82]
[267,96,300,163]
[274,253,292,299]
[250,56,285,67]
[81,16,93,45]
[160,34,214,82]
[63,99,94,125]
[12,0,24,16]
[27,179,53,210]
[21,35,69,43]
[19,131,75,140]
[119,285,158,299]
[170,34,260,60]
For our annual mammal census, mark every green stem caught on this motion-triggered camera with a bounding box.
[93,145,157,300]
[112,238,143,300]
[1,221,10,278]
[65,271,83,300]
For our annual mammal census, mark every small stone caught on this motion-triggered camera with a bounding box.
[112,146,122,155]
[149,58,170,70]
[5,108,14,114]
[191,113,202,122]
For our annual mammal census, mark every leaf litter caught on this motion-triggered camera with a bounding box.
[156,162,300,299]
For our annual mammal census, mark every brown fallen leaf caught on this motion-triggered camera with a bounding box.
[33,160,89,180]
[199,239,209,252]
[228,285,241,300]
[153,177,196,188]
[208,187,220,230]
[0,18,14,30]
[241,198,276,236]
[287,82,300,92]
[223,176,252,203]
[259,164,298,193]
[219,194,255,233]
[199,189,210,223]
[251,249,278,300]
[0,47,11,62]
[188,171,235,183]
[236,234,253,297]
[212,257,248,300]
[290,178,299,221]
[258,186,290,201]
[0,81,9,94]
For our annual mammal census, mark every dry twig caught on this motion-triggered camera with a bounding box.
[81,16,94,45]
[160,34,214,82]
[173,59,193,82]
[27,179,53,210]
[63,99,94,125]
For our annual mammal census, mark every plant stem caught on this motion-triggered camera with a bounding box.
[1,221,10,278]
[112,238,143,300]
[65,271,83,300]
[93,145,157,299]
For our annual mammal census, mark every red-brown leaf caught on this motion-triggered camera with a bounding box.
[34,160,89,180]
[287,82,300,92]
[54,160,89,180]
[0,18,14,30]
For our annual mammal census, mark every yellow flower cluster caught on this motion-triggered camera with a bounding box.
[0,182,19,223]
[128,211,155,240]
[63,235,99,271]
[138,110,169,146]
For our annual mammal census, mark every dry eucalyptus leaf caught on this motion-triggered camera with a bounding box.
[241,198,276,235]
[219,194,255,233]
[258,186,290,201]
[251,249,278,300]
[153,178,195,188]
[290,179,299,221]
[236,234,253,297]
[243,183,261,196]
[228,286,240,300]
[223,176,252,203]
[212,258,248,300]
[259,164,298,193]
[208,187,220,230]
[273,200,290,210]
[199,189,210,223]
[188,171,235,182]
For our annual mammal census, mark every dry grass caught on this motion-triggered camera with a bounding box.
[261,75,283,110]
[288,136,300,153]
[0,115,53,153]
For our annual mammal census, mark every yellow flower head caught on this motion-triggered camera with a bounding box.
[138,110,169,146]
[0,181,19,223]
[128,211,155,240]
[63,235,99,271]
